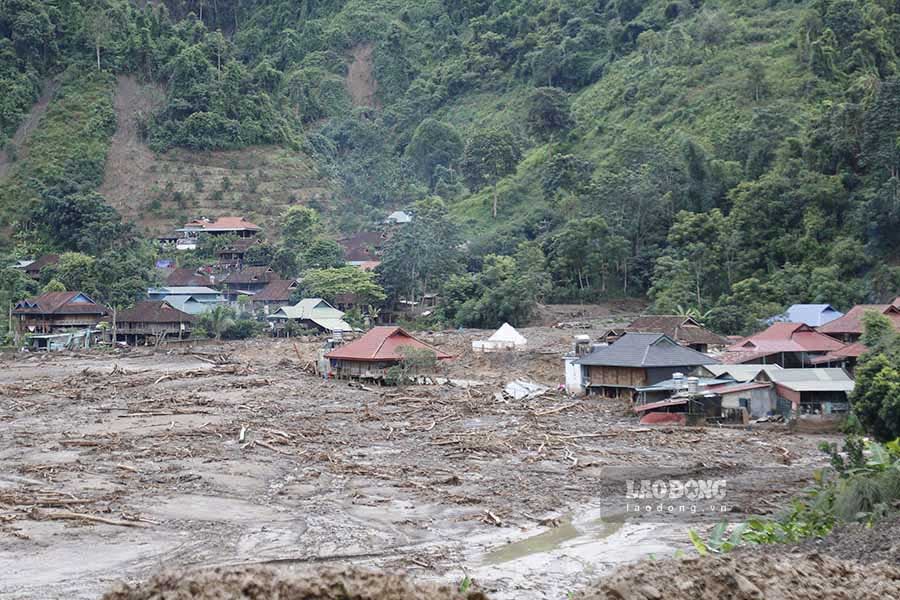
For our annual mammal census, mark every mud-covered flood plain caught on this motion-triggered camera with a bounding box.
[0,333,838,599]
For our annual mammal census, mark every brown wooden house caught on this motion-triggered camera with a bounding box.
[13,291,107,335]
[576,333,719,400]
[18,254,60,280]
[220,266,279,297]
[617,315,730,352]
[113,300,196,345]
[324,326,451,380]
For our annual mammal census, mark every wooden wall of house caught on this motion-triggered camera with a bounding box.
[586,366,647,388]
[17,315,103,333]
[331,359,396,380]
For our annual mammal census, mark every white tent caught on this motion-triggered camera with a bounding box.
[473,323,527,352]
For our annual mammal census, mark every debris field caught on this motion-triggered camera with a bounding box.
[0,333,840,599]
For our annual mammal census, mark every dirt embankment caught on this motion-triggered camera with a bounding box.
[99,76,334,236]
[346,44,381,109]
[0,80,59,178]
[103,567,486,600]
[579,551,900,600]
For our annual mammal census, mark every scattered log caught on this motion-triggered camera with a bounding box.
[32,509,148,528]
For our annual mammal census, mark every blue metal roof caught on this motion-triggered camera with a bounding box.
[768,304,843,327]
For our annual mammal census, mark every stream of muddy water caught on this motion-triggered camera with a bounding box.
[467,507,690,598]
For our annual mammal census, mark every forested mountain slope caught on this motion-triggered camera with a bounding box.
[1,0,899,332]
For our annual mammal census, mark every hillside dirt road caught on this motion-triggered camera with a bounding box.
[0,332,838,599]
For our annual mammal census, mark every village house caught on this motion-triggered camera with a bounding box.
[219,266,279,298]
[252,279,299,314]
[12,291,107,335]
[808,342,868,373]
[176,216,261,239]
[164,267,213,287]
[633,365,852,423]
[112,300,196,346]
[324,326,451,380]
[722,322,845,367]
[816,303,900,343]
[14,254,60,280]
[161,216,262,250]
[216,238,263,268]
[339,231,388,263]
[758,368,854,418]
[601,315,730,352]
[268,298,352,335]
[572,332,719,399]
[147,286,226,315]
[766,304,844,327]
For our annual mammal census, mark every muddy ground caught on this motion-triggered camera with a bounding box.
[0,327,839,599]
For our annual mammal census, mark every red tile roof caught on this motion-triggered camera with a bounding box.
[809,342,869,365]
[253,279,297,302]
[708,381,772,394]
[325,327,452,362]
[13,291,106,316]
[817,305,900,336]
[116,301,196,324]
[726,323,844,354]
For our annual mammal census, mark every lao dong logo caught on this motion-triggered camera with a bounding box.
[626,479,727,501]
[624,479,729,515]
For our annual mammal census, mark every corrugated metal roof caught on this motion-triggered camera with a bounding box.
[817,305,900,335]
[768,304,843,327]
[762,368,855,393]
[700,364,783,381]
[809,342,869,364]
[308,316,353,332]
[766,368,852,383]
[162,295,222,315]
[634,398,689,413]
[178,217,260,231]
[269,298,344,320]
[576,333,719,368]
[709,382,772,395]
[726,323,844,354]
[149,286,222,296]
[636,377,723,392]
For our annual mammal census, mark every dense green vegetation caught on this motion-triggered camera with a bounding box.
[690,434,900,555]
[1,0,899,332]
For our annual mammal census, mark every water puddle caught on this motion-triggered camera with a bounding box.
[483,514,624,565]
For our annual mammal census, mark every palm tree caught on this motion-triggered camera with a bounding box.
[204,306,235,340]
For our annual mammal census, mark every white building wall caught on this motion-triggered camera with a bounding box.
[564,355,585,395]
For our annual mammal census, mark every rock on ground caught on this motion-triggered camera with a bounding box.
[101,567,488,600]
[578,552,900,600]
